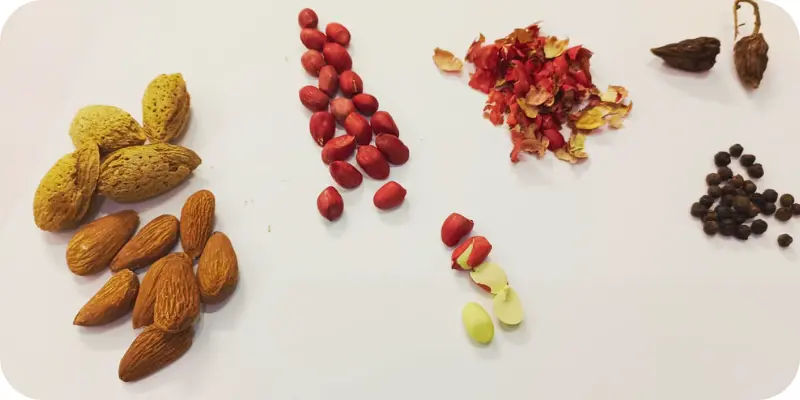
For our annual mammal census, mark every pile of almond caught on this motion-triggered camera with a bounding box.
[70,190,239,382]
[297,8,410,221]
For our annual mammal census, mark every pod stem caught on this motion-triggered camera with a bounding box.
[734,0,762,39]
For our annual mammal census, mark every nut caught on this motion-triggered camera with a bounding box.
[69,105,145,154]
[373,181,406,210]
[132,252,191,329]
[469,262,508,294]
[318,65,339,97]
[441,213,474,247]
[66,210,140,276]
[299,85,329,111]
[330,97,355,124]
[180,190,215,259]
[74,269,139,326]
[371,111,399,136]
[321,135,356,164]
[451,236,492,271]
[111,214,180,272]
[98,144,202,203]
[352,93,379,116]
[493,286,524,326]
[33,143,100,231]
[344,113,372,145]
[301,50,326,76]
[339,70,363,97]
[196,232,239,304]
[118,325,194,382]
[300,28,327,51]
[462,302,494,344]
[153,252,200,333]
[356,145,390,180]
[375,134,409,165]
[329,161,363,189]
[317,186,344,221]
[322,42,352,73]
[325,22,351,47]
[309,111,335,146]
[297,8,318,29]
[142,73,191,143]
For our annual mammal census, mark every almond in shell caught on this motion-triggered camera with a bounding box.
[74,269,139,326]
[33,143,100,231]
[131,252,191,329]
[118,325,194,382]
[180,190,215,259]
[197,232,239,304]
[66,210,139,276]
[69,105,145,154]
[153,254,200,333]
[111,214,180,272]
[142,73,191,143]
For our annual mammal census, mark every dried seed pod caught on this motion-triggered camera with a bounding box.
[733,0,769,88]
[651,37,721,72]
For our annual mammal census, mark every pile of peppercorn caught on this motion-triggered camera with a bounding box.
[691,144,794,247]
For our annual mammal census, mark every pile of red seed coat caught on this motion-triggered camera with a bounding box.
[297,8,409,222]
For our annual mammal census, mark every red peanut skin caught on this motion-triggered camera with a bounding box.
[329,161,363,189]
[299,86,329,112]
[298,8,318,29]
[352,94,379,116]
[451,236,492,270]
[375,134,409,165]
[309,111,335,146]
[300,29,327,51]
[371,111,399,136]
[440,213,474,247]
[317,186,344,221]
[330,98,355,124]
[344,113,372,145]
[318,66,339,97]
[339,70,363,98]
[325,23,351,47]
[322,43,352,73]
[301,50,326,76]
[373,181,406,210]
[356,145,390,180]
[321,135,356,164]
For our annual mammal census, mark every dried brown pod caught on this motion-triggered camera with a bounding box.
[651,37,721,72]
[733,0,769,88]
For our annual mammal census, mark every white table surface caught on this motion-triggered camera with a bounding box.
[3,0,800,399]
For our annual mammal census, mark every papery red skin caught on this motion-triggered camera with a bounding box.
[325,23,351,47]
[344,113,372,145]
[300,85,330,112]
[542,128,565,150]
[371,111,399,136]
[440,213,474,247]
[300,29,327,51]
[352,94,379,116]
[301,50,326,76]
[329,161,363,189]
[322,43,352,73]
[339,70,363,97]
[309,111,335,146]
[476,283,492,293]
[373,181,406,210]
[298,8,318,29]
[317,186,343,221]
[321,135,356,164]
[374,134,409,165]
[330,97,355,124]
[318,66,339,97]
[473,45,500,70]
[356,145,390,180]
[450,236,492,270]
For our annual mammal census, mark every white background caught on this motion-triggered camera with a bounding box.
[2,0,800,399]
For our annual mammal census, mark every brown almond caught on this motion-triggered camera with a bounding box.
[132,252,191,329]
[74,270,139,326]
[118,325,193,382]
[66,210,139,276]
[197,232,239,304]
[153,254,200,333]
[111,215,179,272]
[180,190,215,259]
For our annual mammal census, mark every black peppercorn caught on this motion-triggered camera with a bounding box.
[731,175,745,188]
[734,188,747,197]
[735,224,751,240]
[751,219,768,234]
[714,151,731,167]
[775,207,792,222]
[740,154,756,167]
[704,211,718,222]
[734,214,747,224]
[748,204,760,218]
[747,163,764,179]
[708,186,723,198]
[733,196,750,213]
[690,202,707,218]
[721,184,736,196]
[729,143,744,157]
[703,221,719,235]
[761,202,777,216]
[750,193,765,207]
[717,167,733,181]
[705,173,721,186]
[780,194,795,207]
[793,204,800,215]
[716,205,734,219]
[763,189,778,203]
[778,234,793,248]
[719,220,736,236]
[699,195,714,208]
[720,195,734,207]
[743,180,757,194]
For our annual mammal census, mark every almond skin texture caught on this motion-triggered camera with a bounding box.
[441,213,474,247]
[339,70,363,97]
[299,85,329,112]
[325,23,351,46]
[330,97,355,124]
[371,111,399,136]
[321,135,356,164]
[180,190,215,259]
[322,42,352,73]
[373,181,407,210]
[375,134,410,165]
[344,113,372,145]
[317,186,344,221]
[318,66,339,97]
[98,143,202,203]
[74,269,139,326]
[298,8,318,29]
[33,143,100,231]
[132,253,191,329]
[69,105,145,155]
[197,232,239,304]
[301,50,326,76]
[310,111,336,146]
[329,161,363,189]
[66,210,139,276]
[118,325,193,382]
[153,254,200,333]
[352,94,379,116]
[356,145,390,180]
[142,73,191,144]
[300,28,327,51]
[111,214,180,272]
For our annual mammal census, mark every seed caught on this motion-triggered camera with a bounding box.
[775,207,792,222]
[746,163,764,178]
[706,173,722,186]
[717,167,733,181]
[763,189,778,203]
[716,206,734,220]
[748,204,760,218]
[729,143,744,157]
[703,211,718,223]
[750,193,765,207]
[740,154,756,167]
[719,195,734,207]
[703,221,719,235]
[751,219,768,234]
[733,195,750,213]
[690,202,707,218]
[734,214,747,224]
[719,220,736,236]
[721,184,736,196]
[699,195,715,208]
[793,204,800,215]
[714,151,731,167]
[708,186,723,198]
[778,234,794,248]
[735,224,751,240]
[743,180,757,194]
[734,188,747,197]
[761,202,777,216]
[780,194,795,207]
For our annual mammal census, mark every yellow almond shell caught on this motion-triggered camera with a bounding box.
[142,73,191,143]
[69,105,145,154]
[33,143,100,231]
